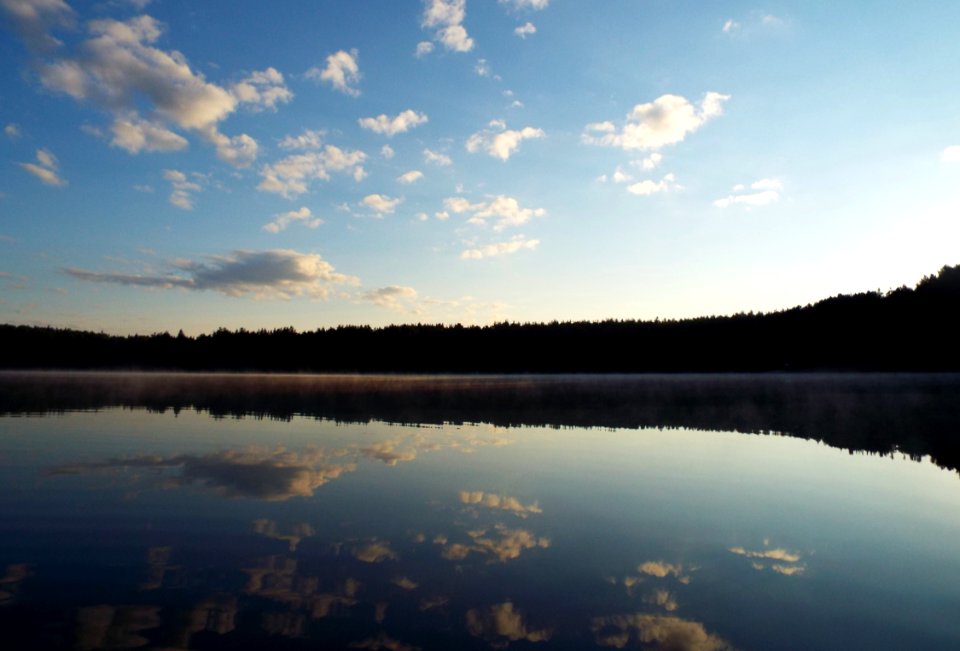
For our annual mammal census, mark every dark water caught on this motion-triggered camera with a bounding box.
[1,372,959,650]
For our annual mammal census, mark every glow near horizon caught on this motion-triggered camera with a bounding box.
[1,0,959,335]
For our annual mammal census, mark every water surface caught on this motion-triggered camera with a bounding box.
[1,372,958,650]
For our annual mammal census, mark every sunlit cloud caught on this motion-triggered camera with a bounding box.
[306,49,361,97]
[258,146,367,198]
[423,148,452,166]
[592,613,736,651]
[163,168,200,209]
[63,249,360,299]
[0,0,76,53]
[421,0,474,53]
[110,113,188,153]
[713,178,783,208]
[397,170,424,184]
[353,540,398,563]
[642,589,679,612]
[466,123,544,161]
[444,194,546,231]
[637,561,691,584]
[360,285,419,311]
[381,144,395,159]
[19,147,66,186]
[459,490,542,517]
[722,19,740,33]
[461,235,539,260]
[466,602,552,644]
[941,145,960,163]
[514,22,536,38]
[361,193,402,216]
[358,109,428,137]
[441,524,550,562]
[253,519,315,552]
[729,542,806,575]
[583,92,729,151]
[278,128,325,151]
[391,576,419,591]
[263,206,323,233]
[415,40,434,57]
[626,173,679,196]
[31,14,260,166]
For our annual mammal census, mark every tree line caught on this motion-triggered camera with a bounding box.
[2,264,958,372]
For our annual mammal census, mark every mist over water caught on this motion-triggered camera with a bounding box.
[1,373,959,650]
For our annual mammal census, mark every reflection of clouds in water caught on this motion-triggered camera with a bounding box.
[642,589,679,612]
[50,447,357,501]
[637,561,692,584]
[350,632,420,651]
[243,554,362,619]
[439,524,550,563]
[592,613,736,650]
[466,601,552,644]
[419,595,449,612]
[729,543,805,576]
[354,541,398,563]
[0,563,30,605]
[360,440,418,465]
[75,605,161,651]
[262,611,307,638]
[253,519,316,551]
[458,490,542,517]
[392,576,418,590]
[140,546,176,590]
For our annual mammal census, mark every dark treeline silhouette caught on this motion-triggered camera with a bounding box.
[2,264,959,372]
[1,372,959,472]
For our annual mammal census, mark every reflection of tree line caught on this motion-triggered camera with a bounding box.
[2,264,960,373]
[8,372,960,472]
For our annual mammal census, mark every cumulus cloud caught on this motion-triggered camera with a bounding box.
[163,168,200,210]
[583,92,729,151]
[466,602,552,644]
[514,21,536,38]
[461,235,539,260]
[592,614,736,651]
[637,561,691,583]
[423,148,452,166]
[444,524,550,562]
[0,0,76,52]
[64,249,359,299]
[4,123,21,139]
[466,123,544,161]
[713,178,782,208]
[626,173,678,196]
[230,67,293,111]
[358,109,428,137]
[258,146,367,198]
[361,193,403,216]
[637,152,663,170]
[306,49,360,97]
[941,145,960,163]
[396,170,424,184]
[19,147,66,186]
[263,206,322,233]
[110,113,188,153]
[421,0,474,52]
[381,144,395,159]
[29,13,260,166]
[278,128,325,151]
[444,194,545,231]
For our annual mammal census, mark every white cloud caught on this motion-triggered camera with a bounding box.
[583,92,730,151]
[306,49,361,97]
[397,170,424,184]
[279,128,325,151]
[19,147,66,186]
[362,193,402,215]
[263,206,323,233]
[163,168,200,210]
[422,0,474,53]
[110,114,188,153]
[722,19,739,33]
[445,194,545,231]
[258,146,367,198]
[358,109,428,137]
[514,22,536,38]
[4,123,21,139]
[64,249,359,299]
[0,0,75,52]
[423,148,452,166]
[612,166,632,183]
[637,152,663,170]
[713,178,782,208]
[460,235,540,260]
[459,491,542,517]
[723,12,786,36]
[941,145,960,163]
[499,0,549,10]
[626,173,678,196]
[415,40,434,57]
[474,58,491,77]
[231,67,293,111]
[466,124,544,161]
[31,14,259,166]
[381,144,395,159]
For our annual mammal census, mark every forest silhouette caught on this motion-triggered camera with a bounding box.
[2,263,958,372]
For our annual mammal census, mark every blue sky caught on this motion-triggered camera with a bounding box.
[2,0,959,334]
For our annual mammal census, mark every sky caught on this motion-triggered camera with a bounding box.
[2,0,960,335]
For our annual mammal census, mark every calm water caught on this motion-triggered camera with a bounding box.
[1,373,959,650]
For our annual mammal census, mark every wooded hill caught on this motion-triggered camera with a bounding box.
[2,264,958,372]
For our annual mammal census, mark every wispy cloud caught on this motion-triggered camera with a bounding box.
[19,147,66,186]
[262,207,322,233]
[163,169,200,210]
[713,178,783,208]
[514,22,536,38]
[423,148,452,166]
[461,235,540,260]
[397,170,424,184]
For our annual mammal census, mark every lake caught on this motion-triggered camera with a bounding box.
[1,372,959,650]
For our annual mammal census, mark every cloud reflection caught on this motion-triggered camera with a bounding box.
[466,601,552,644]
[728,543,806,576]
[592,613,736,651]
[458,490,542,517]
